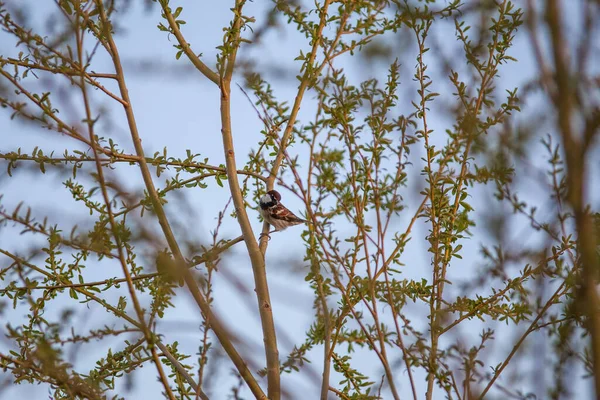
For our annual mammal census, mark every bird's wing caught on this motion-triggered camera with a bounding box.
[272,204,305,223]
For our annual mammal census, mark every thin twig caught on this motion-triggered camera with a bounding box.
[160,4,220,86]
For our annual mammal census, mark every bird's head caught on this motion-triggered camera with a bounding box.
[260,190,281,209]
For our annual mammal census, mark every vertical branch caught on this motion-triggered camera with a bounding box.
[425,1,513,397]
[411,14,442,399]
[93,2,266,398]
[546,0,600,395]
[343,119,401,398]
[217,1,280,398]
[316,277,332,400]
[197,201,230,393]
[259,0,334,253]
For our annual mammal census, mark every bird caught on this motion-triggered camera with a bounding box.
[259,190,306,234]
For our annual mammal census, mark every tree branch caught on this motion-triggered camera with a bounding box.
[94,2,266,398]
[160,3,220,86]
[217,0,279,397]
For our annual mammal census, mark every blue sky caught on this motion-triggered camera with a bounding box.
[1,1,597,399]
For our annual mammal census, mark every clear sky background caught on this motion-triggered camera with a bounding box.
[1,0,598,399]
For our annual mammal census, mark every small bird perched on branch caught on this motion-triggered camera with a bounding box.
[259,190,306,233]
